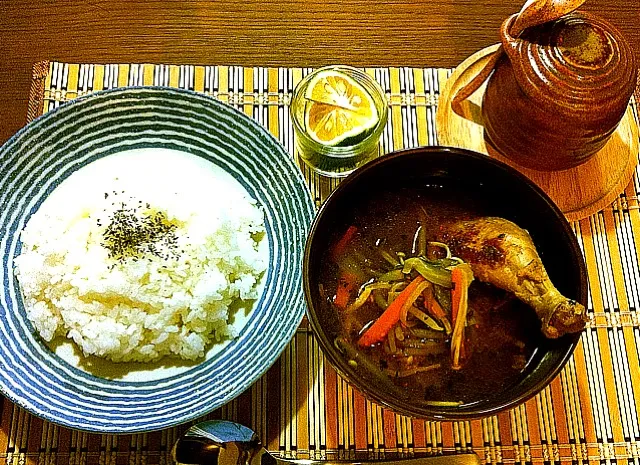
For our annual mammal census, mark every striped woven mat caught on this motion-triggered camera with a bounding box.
[1,61,639,465]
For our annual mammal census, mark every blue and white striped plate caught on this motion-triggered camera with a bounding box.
[0,87,315,433]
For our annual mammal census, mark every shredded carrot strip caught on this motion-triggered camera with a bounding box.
[399,280,429,325]
[334,272,359,309]
[423,287,453,335]
[331,225,358,262]
[450,264,474,370]
[357,276,425,347]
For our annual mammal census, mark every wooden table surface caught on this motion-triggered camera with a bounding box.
[0,0,638,145]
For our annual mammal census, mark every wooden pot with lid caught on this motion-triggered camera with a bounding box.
[455,0,638,172]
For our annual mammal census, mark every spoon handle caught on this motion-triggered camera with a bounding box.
[173,420,482,465]
[264,453,482,465]
[174,438,481,465]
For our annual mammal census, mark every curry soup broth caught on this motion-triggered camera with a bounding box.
[318,185,541,406]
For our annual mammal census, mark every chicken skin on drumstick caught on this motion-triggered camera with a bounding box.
[441,217,587,338]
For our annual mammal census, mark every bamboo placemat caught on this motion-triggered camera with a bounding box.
[1,61,639,465]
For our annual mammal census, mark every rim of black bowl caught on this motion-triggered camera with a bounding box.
[303,146,588,420]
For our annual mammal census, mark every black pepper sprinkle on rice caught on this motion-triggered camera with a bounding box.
[101,202,181,263]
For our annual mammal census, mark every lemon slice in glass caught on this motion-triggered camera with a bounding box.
[303,70,379,147]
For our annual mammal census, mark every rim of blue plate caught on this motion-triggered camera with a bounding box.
[0,86,315,433]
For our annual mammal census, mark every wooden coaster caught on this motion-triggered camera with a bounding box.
[436,44,639,222]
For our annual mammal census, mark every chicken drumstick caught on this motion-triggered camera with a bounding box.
[441,217,587,338]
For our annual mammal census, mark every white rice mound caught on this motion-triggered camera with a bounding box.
[14,189,267,363]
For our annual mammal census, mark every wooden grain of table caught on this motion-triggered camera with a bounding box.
[1,0,639,144]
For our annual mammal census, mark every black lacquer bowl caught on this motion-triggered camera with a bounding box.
[303,146,587,420]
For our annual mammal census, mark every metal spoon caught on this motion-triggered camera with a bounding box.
[173,420,482,465]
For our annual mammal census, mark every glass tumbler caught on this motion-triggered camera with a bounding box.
[290,65,388,178]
